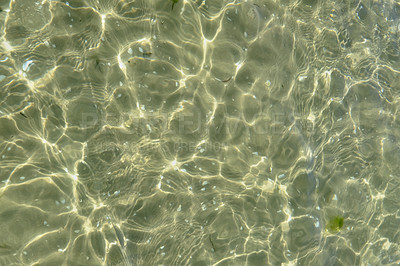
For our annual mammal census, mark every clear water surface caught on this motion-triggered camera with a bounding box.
[0,0,399,265]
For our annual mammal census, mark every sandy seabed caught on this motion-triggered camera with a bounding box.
[0,0,400,265]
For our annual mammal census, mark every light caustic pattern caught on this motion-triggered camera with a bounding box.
[0,0,400,265]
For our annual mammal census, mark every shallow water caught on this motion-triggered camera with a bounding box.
[0,0,400,265]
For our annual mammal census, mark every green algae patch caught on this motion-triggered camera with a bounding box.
[326,216,344,233]
[170,0,179,10]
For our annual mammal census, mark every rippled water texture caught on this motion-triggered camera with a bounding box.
[0,0,400,265]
